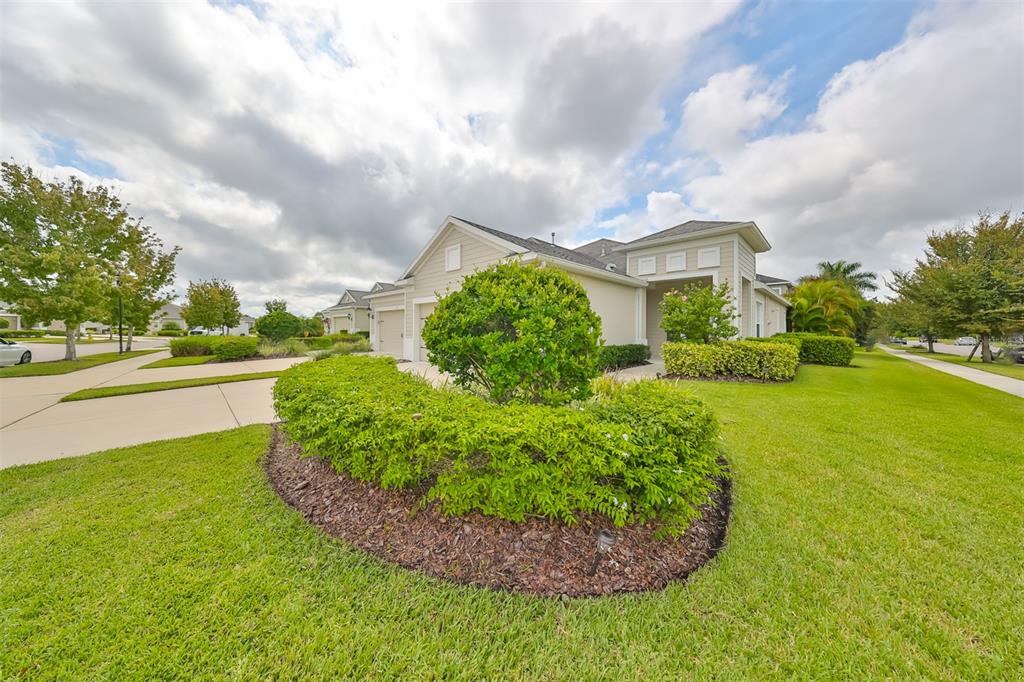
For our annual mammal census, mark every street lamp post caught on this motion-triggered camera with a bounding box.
[116,276,124,355]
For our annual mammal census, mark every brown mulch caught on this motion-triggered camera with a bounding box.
[264,426,731,597]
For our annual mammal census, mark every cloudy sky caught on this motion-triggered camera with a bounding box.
[2,1,1022,315]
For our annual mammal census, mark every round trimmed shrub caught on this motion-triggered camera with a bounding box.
[421,261,602,406]
[213,336,258,361]
[274,355,721,535]
[255,311,304,343]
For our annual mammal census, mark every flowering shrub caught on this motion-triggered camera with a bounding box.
[274,355,722,535]
[659,283,738,344]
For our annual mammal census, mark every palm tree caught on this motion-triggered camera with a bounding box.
[802,260,878,293]
[788,280,860,336]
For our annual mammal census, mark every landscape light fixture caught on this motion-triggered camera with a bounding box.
[588,529,617,576]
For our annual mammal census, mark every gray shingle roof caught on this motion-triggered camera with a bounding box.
[454,217,621,273]
[335,288,371,306]
[626,220,747,246]
[573,238,626,272]
[755,274,790,285]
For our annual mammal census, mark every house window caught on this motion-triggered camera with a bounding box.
[666,252,686,272]
[697,247,720,268]
[771,286,782,294]
[444,244,461,271]
[636,256,656,275]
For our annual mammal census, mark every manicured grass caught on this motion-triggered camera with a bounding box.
[903,346,1024,379]
[1,352,1021,677]
[60,371,284,402]
[0,350,161,378]
[140,355,215,369]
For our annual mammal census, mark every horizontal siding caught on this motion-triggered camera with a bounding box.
[737,240,756,279]
[408,225,508,335]
[626,238,735,287]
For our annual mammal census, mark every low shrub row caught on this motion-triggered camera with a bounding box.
[597,344,651,371]
[299,332,367,350]
[769,333,855,366]
[153,329,185,337]
[663,340,799,381]
[310,338,372,360]
[169,335,259,360]
[0,329,47,338]
[274,355,721,535]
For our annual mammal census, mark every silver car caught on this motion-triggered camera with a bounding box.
[0,337,32,366]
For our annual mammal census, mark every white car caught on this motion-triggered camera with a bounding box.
[0,337,32,366]
[954,336,978,346]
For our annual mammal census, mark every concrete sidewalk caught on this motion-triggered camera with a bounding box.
[881,346,1024,398]
[0,352,308,468]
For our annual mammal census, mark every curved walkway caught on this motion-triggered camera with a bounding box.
[0,351,307,468]
[880,345,1024,398]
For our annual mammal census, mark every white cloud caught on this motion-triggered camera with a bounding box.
[680,1,1024,290]
[677,64,789,158]
[0,1,740,314]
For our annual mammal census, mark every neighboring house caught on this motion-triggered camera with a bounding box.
[321,287,378,334]
[0,303,21,331]
[148,302,186,332]
[755,274,795,297]
[366,216,791,360]
[226,315,256,336]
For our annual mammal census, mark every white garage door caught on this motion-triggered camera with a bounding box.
[416,302,436,360]
[377,310,404,357]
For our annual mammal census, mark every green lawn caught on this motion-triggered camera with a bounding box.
[140,355,215,369]
[60,371,283,402]
[2,352,1021,678]
[903,346,1024,379]
[0,350,161,378]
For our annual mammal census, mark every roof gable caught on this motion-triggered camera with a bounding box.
[618,219,771,253]
[402,216,527,279]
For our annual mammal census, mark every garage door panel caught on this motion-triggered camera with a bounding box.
[377,310,404,356]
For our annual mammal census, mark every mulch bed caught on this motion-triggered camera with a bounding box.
[264,426,731,597]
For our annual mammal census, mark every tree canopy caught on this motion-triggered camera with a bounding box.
[802,260,878,293]
[181,279,241,333]
[658,282,737,343]
[788,280,860,336]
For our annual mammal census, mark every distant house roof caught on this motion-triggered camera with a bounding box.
[572,238,626,272]
[624,220,749,247]
[454,217,621,273]
[756,274,791,285]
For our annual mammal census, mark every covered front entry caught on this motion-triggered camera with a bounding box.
[645,276,714,357]
[377,309,404,356]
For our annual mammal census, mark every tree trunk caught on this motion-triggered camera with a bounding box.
[927,335,935,353]
[126,325,134,352]
[64,325,77,361]
[980,333,993,363]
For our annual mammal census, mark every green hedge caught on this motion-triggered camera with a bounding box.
[213,337,259,361]
[154,329,185,337]
[0,329,47,338]
[597,344,651,370]
[298,332,366,350]
[274,355,722,535]
[771,333,855,366]
[169,335,259,360]
[663,340,799,381]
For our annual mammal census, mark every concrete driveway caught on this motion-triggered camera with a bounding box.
[0,351,307,468]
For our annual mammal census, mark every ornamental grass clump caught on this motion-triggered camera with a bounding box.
[421,261,603,406]
[274,355,721,536]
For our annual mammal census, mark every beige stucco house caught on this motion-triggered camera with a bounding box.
[367,216,791,361]
[320,287,379,334]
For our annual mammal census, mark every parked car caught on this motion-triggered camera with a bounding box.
[1003,345,1024,364]
[889,337,908,345]
[955,336,978,346]
[0,337,32,366]
[188,328,209,336]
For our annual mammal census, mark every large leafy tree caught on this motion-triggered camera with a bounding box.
[102,222,179,351]
[892,211,1024,362]
[803,259,879,293]
[181,279,241,334]
[0,162,131,360]
[788,280,860,336]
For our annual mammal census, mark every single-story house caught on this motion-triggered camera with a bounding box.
[148,303,186,332]
[366,216,791,361]
[227,315,256,336]
[0,303,21,331]
[321,286,387,334]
